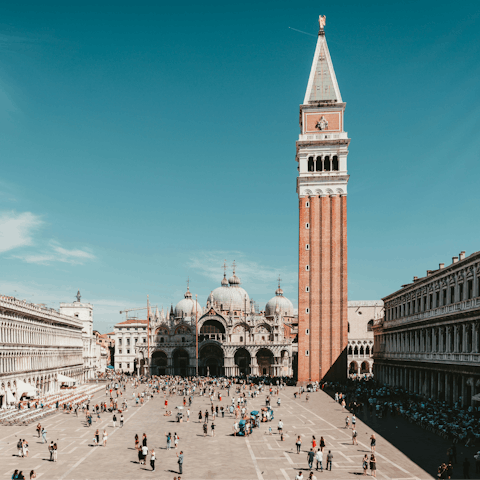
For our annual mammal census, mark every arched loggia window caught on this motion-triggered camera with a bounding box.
[316,156,322,171]
[332,155,339,171]
[308,157,314,172]
[324,156,331,171]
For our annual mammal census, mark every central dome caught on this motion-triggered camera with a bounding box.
[208,270,250,312]
[265,281,294,317]
[175,286,202,318]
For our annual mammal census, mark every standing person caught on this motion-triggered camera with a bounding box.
[362,454,369,475]
[370,454,377,478]
[141,444,148,465]
[41,428,47,444]
[345,416,350,429]
[295,472,304,480]
[186,409,190,422]
[103,430,108,447]
[135,434,139,449]
[142,433,147,447]
[307,448,315,470]
[53,443,57,462]
[352,414,356,429]
[370,434,376,452]
[17,439,23,457]
[211,423,215,437]
[95,429,100,446]
[198,410,202,422]
[112,414,117,428]
[320,436,325,452]
[352,428,358,445]
[312,436,316,450]
[277,419,283,436]
[174,433,179,449]
[150,448,156,471]
[165,432,172,450]
[29,470,36,479]
[296,435,302,454]
[120,413,124,427]
[315,449,323,471]
[326,451,333,471]
[463,457,471,479]
[48,442,54,461]
[177,451,184,475]
[36,424,41,438]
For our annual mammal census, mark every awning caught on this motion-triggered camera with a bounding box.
[57,374,76,385]
[5,388,15,404]
[15,380,37,397]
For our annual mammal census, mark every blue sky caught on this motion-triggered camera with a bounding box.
[0,1,479,333]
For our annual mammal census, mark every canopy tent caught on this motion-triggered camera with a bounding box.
[107,365,115,369]
[57,374,76,386]
[14,379,37,397]
[5,388,15,404]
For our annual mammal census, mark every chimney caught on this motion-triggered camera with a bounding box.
[452,257,458,264]
[439,263,445,269]
[459,251,465,261]
[413,276,418,281]
[426,270,432,276]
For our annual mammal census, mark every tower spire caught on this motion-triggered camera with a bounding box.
[304,16,342,104]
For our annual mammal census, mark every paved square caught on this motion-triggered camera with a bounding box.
[0,384,431,479]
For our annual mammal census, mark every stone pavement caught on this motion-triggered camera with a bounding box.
[0,385,434,479]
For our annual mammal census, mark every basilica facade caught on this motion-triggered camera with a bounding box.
[123,268,298,377]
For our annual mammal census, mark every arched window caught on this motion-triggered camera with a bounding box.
[324,156,331,171]
[367,320,374,332]
[348,322,350,333]
[160,337,164,343]
[360,345,364,355]
[316,156,322,171]
[353,346,358,355]
[365,345,370,355]
[308,157,314,172]
[332,155,339,171]
[181,337,185,343]
[348,345,353,355]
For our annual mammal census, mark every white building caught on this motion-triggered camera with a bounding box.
[0,295,83,407]
[347,301,383,377]
[113,319,148,373]
[60,291,101,382]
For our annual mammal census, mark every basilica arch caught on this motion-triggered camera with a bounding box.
[199,343,224,377]
[234,347,251,375]
[256,348,274,376]
[151,350,168,375]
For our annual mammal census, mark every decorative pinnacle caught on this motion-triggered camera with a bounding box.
[223,259,227,278]
[277,275,282,289]
[232,260,236,275]
[76,290,81,302]
[187,277,190,291]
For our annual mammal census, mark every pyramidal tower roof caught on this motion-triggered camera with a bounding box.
[304,16,342,105]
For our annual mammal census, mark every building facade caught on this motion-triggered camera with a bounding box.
[114,267,297,377]
[0,295,83,406]
[60,291,103,382]
[347,301,383,378]
[374,251,480,406]
[297,16,349,383]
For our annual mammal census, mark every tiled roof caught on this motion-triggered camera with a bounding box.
[116,319,148,326]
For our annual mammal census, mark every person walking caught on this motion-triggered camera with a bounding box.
[352,428,358,445]
[312,436,316,450]
[177,451,184,474]
[352,414,356,429]
[103,430,108,447]
[120,413,124,427]
[41,428,47,444]
[370,434,376,452]
[165,432,172,450]
[345,416,350,429]
[315,449,323,471]
[94,429,100,446]
[150,448,156,471]
[112,414,116,428]
[307,448,315,470]
[141,444,148,465]
[203,423,208,436]
[326,450,333,471]
[320,436,325,452]
[29,470,36,479]
[48,442,54,462]
[142,433,147,447]
[174,433,179,449]
[211,423,215,437]
[53,443,57,462]
[36,424,41,438]
[296,436,302,454]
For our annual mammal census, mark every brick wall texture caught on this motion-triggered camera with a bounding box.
[298,194,348,383]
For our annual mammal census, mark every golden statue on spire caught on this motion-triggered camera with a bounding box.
[319,15,326,31]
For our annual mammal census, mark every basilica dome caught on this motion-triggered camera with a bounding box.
[265,284,294,317]
[175,287,203,318]
[208,272,250,312]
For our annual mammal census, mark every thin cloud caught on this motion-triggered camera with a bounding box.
[0,211,43,253]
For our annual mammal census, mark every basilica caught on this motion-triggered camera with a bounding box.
[114,266,298,377]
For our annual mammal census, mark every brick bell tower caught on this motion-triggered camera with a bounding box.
[296,16,349,384]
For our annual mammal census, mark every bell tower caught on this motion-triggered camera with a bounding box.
[296,16,349,383]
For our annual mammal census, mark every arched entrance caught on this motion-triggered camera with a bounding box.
[200,344,224,377]
[256,348,274,376]
[360,361,369,374]
[152,351,168,375]
[349,361,358,376]
[200,319,226,342]
[234,348,251,375]
[173,349,189,377]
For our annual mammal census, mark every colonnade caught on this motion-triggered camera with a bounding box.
[375,363,480,407]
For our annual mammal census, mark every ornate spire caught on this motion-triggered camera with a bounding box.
[276,275,284,296]
[184,277,192,298]
[75,290,81,302]
[304,16,342,104]
[221,259,228,286]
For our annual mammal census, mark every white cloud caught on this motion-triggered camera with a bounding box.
[12,242,96,265]
[0,211,43,253]
[188,250,297,293]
